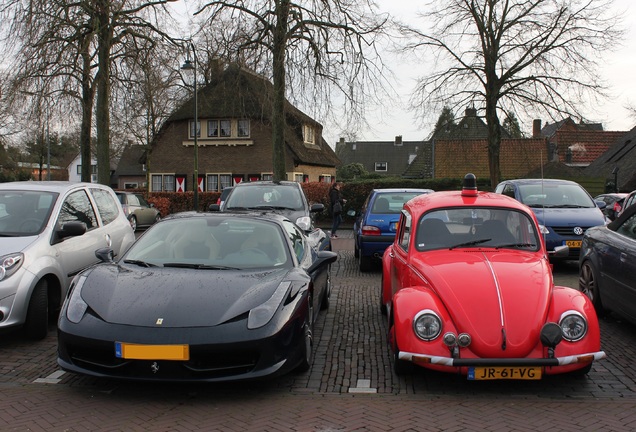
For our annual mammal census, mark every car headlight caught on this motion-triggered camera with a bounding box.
[538,224,550,235]
[0,253,24,282]
[559,311,587,342]
[413,310,442,341]
[295,216,311,231]
[66,275,89,324]
[248,281,291,329]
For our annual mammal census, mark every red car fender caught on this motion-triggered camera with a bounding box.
[547,286,602,351]
[391,287,458,356]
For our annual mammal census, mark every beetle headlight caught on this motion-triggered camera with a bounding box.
[0,253,24,281]
[248,281,291,329]
[559,311,587,342]
[413,310,442,341]
[66,275,88,324]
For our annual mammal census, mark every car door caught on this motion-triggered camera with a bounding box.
[611,212,636,322]
[131,193,154,226]
[390,211,412,296]
[53,188,110,283]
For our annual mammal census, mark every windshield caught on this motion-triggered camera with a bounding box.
[415,208,540,252]
[225,185,304,211]
[371,192,428,214]
[124,216,290,269]
[0,191,56,236]
[517,183,595,208]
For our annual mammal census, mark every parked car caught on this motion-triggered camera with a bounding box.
[115,191,161,231]
[212,180,325,233]
[579,203,636,324]
[353,188,433,272]
[0,181,135,339]
[617,190,636,218]
[57,211,337,382]
[495,178,607,260]
[594,193,628,221]
[382,174,605,379]
[215,186,234,208]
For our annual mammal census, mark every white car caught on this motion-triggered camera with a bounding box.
[0,181,135,339]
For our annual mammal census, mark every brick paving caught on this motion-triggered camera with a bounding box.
[1,230,636,431]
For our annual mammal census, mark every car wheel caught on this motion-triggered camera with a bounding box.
[354,242,359,258]
[24,279,49,340]
[579,260,605,316]
[380,274,387,316]
[359,253,372,272]
[129,215,137,231]
[297,293,314,372]
[320,265,331,310]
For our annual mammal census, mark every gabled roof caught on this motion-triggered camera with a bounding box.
[336,139,426,176]
[554,130,628,166]
[114,145,146,176]
[430,107,511,141]
[402,144,434,178]
[165,64,339,168]
[584,125,636,190]
[540,117,604,139]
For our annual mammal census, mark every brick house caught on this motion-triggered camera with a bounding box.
[147,64,339,193]
[584,125,636,191]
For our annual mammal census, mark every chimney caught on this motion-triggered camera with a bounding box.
[395,135,403,146]
[533,119,542,138]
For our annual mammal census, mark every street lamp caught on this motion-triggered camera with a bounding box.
[181,42,199,211]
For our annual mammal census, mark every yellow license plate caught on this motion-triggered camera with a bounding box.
[565,240,582,248]
[468,366,542,380]
[115,342,190,360]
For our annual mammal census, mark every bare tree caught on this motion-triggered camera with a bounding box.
[195,0,389,180]
[401,0,623,187]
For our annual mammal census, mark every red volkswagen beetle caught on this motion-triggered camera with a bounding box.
[382,174,605,380]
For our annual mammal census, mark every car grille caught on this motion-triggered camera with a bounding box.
[551,226,591,236]
[66,343,260,380]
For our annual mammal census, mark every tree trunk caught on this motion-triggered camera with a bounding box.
[485,97,502,189]
[95,0,112,186]
[271,0,290,182]
[80,41,95,183]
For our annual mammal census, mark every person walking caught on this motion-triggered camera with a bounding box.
[329,182,346,238]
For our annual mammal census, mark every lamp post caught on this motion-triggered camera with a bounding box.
[181,42,199,211]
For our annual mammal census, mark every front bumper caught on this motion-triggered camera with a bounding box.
[399,350,606,367]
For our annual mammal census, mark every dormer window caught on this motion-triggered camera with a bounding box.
[303,124,315,144]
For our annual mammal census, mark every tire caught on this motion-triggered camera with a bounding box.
[129,215,138,231]
[320,266,331,310]
[389,309,413,375]
[380,274,387,316]
[354,242,359,258]
[24,279,49,340]
[296,293,314,372]
[579,260,605,317]
[359,253,372,272]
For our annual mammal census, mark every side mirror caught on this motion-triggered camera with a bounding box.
[208,204,221,212]
[307,250,338,274]
[56,221,86,239]
[95,247,115,263]
[346,209,356,217]
[310,203,325,213]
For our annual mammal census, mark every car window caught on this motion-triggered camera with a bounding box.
[0,191,56,235]
[416,208,540,252]
[283,220,305,262]
[397,211,412,251]
[617,213,636,240]
[372,193,423,214]
[518,183,595,208]
[57,190,97,230]
[226,185,304,210]
[90,188,120,225]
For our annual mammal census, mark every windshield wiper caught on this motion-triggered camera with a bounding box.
[251,205,296,211]
[449,239,491,249]
[123,259,157,267]
[163,263,239,270]
[495,243,537,249]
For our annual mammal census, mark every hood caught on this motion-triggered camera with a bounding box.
[81,264,290,327]
[413,250,552,357]
[531,207,605,227]
[0,236,39,254]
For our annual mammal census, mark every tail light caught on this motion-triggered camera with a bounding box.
[361,226,381,236]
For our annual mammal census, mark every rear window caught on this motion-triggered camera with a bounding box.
[518,183,595,208]
[371,193,423,214]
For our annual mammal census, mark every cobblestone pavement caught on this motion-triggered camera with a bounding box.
[1,230,636,431]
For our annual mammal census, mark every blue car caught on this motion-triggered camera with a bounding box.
[353,188,433,271]
[495,179,607,260]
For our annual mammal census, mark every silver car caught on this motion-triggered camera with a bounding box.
[0,182,135,339]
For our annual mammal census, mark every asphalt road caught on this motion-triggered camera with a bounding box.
[1,230,635,431]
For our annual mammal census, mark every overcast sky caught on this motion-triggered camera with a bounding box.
[170,0,636,145]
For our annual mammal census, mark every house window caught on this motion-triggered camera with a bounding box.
[124,183,138,189]
[238,119,250,137]
[208,120,219,137]
[207,174,219,192]
[151,174,175,192]
[319,175,332,183]
[219,174,232,189]
[189,121,201,138]
[375,162,388,172]
[294,173,304,183]
[262,173,273,181]
[303,124,315,144]
[76,164,97,174]
[220,120,231,137]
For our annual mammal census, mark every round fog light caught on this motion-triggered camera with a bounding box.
[457,333,472,347]
[443,332,457,346]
